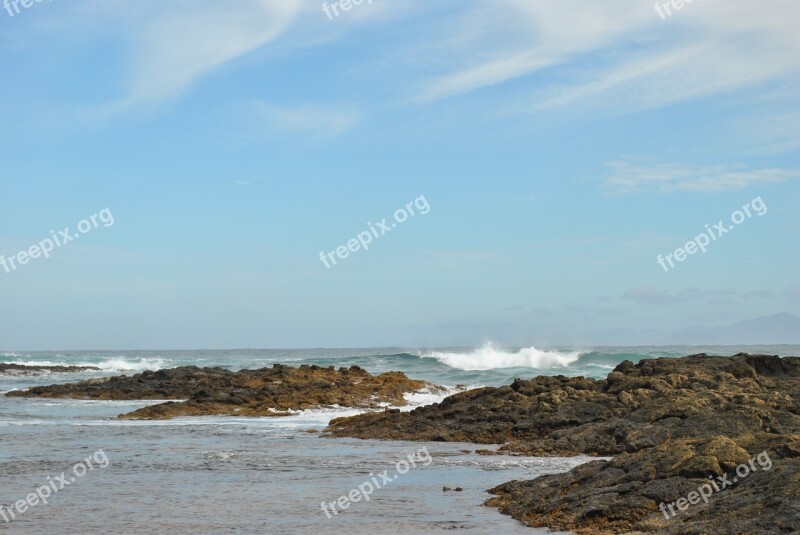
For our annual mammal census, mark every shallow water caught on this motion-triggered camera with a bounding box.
[1,396,592,534]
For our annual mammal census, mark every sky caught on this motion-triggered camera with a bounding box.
[0,0,798,350]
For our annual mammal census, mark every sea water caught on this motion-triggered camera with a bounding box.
[2,345,797,534]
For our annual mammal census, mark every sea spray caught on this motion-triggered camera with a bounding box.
[419,342,582,371]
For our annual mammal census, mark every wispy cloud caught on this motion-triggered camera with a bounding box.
[623,287,690,305]
[420,51,556,103]
[602,159,800,193]
[233,180,263,190]
[736,104,800,155]
[743,289,776,300]
[417,0,652,102]
[107,0,301,111]
[247,100,358,135]
[786,287,800,303]
[416,0,800,115]
[16,0,800,129]
[623,286,778,305]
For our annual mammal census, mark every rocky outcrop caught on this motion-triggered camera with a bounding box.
[7,364,442,420]
[326,354,800,534]
[487,434,800,534]
[7,365,214,400]
[0,363,100,376]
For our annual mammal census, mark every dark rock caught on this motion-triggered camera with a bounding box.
[7,364,443,420]
[326,353,800,534]
[0,363,100,376]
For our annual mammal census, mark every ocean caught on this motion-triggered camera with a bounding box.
[2,345,798,534]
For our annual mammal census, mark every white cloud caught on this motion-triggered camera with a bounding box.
[623,287,689,305]
[786,287,800,303]
[232,180,263,190]
[130,0,299,104]
[623,287,778,306]
[418,0,652,102]
[420,51,557,103]
[416,0,800,114]
[735,102,800,155]
[602,159,800,193]
[246,100,358,135]
[11,0,800,130]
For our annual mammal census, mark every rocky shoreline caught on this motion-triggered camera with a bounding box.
[7,354,799,533]
[7,364,443,419]
[326,353,800,534]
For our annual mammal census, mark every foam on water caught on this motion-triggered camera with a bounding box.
[420,342,581,371]
[586,363,616,369]
[69,408,370,428]
[2,346,798,533]
[88,357,170,372]
[402,385,473,410]
[3,357,169,373]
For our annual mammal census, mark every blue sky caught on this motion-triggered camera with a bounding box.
[0,0,798,349]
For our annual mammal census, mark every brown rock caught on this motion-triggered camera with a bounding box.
[326,353,800,534]
[7,364,443,420]
[0,363,100,376]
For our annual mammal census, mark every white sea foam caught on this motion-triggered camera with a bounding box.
[401,385,470,411]
[88,357,169,372]
[3,357,169,373]
[586,363,616,370]
[71,407,371,428]
[20,388,463,429]
[26,398,184,407]
[440,454,609,471]
[2,360,63,367]
[420,342,581,371]
[3,372,468,430]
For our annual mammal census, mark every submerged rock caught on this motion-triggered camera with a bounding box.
[326,353,800,534]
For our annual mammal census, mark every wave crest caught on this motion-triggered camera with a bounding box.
[89,358,169,372]
[420,343,581,371]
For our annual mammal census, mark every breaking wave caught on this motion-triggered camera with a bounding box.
[419,342,581,371]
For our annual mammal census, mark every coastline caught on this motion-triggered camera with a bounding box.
[3,350,799,533]
[328,353,800,533]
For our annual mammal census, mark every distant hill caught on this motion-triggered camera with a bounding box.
[668,312,800,345]
[584,313,800,345]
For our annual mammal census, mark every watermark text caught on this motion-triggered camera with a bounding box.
[1,208,115,275]
[657,196,766,272]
